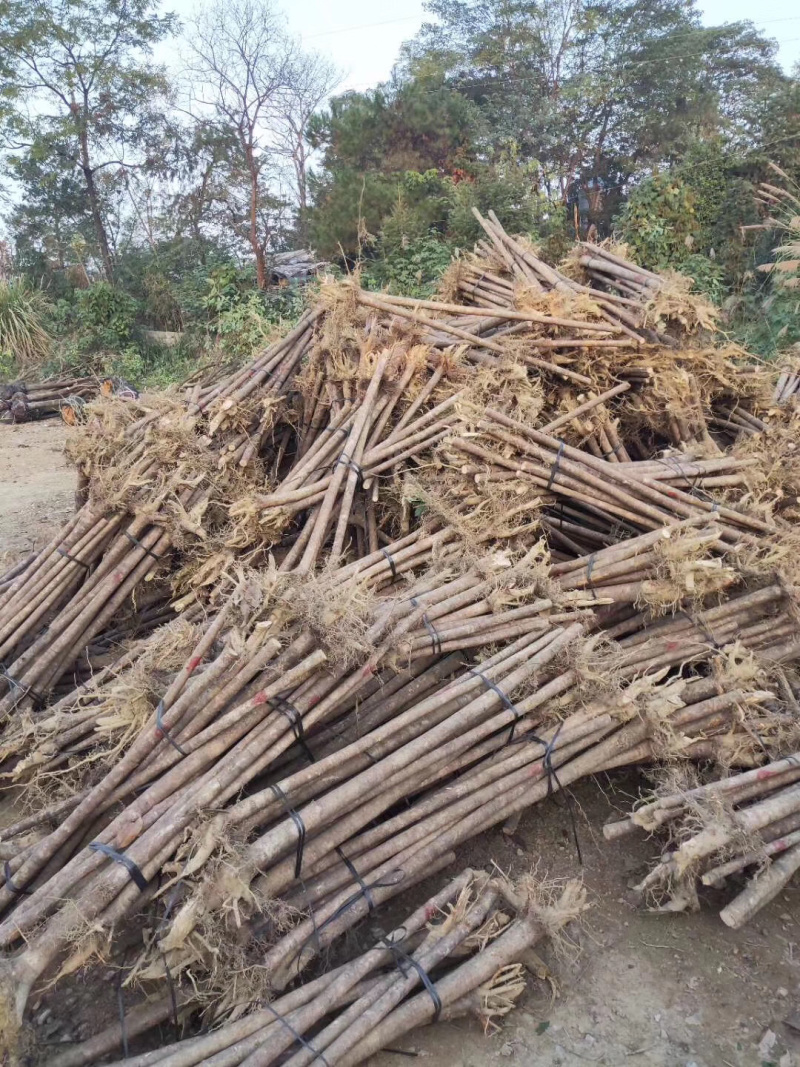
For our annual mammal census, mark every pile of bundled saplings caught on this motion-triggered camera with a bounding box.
[1,210,799,1064]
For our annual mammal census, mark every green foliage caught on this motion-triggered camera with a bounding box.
[616,173,699,269]
[73,284,141,351]
[308,79,483,258]
[678,254,728,305]
[215,294,276,358]
[405,0,785,235]
[729,290,800,360]
[199,262,307,357]
[0,277,52,374]
[362,233,454,297]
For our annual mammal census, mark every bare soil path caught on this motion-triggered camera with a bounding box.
[2,422,799,1067]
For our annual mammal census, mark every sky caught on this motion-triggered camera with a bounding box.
[282,0,799,91]
[168,0,800,94]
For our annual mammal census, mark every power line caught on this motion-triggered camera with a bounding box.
[303,11,800,43]
[302,15,422,40]
[305,10,800,48]
[337,34,800,94]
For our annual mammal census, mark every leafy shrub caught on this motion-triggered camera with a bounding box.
[616,174,699,269]
[362,232,454,297]
[69,282,140,351]
[201,264,308,356]
[678,253,729,305]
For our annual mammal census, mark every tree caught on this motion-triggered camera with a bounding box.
[273,51,339,246]
[186,0,318,288]
[5,140,95,285]
[307,79,484,256]
[0,0,177,281]
[403,0,787,232]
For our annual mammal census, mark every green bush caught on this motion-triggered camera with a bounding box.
[68,282,140,352]
[616,173,699,270]
[362,232,454,297]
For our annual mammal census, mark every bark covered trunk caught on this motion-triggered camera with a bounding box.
[246,143,268,289]
[78,129,114,284]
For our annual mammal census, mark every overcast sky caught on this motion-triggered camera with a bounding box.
[166,0,799,93]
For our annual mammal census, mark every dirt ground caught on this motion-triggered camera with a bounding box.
[0,420,74,569]
[2,420,799,1067]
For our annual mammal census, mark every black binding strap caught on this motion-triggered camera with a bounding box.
[537,721,583,865]
[272,697,315,765]
[155,700,187,756]
[381,547,398,581]
[411,597,442,655]
[124,530,164,562]
[0,665,44,709]
[335,846,375,913]
[381,930,443,1021]
[602,442,625,459]
[263,1003,331,1066]
[468,666,523,745]
[88,842,148,892]
[294,868,405,968]
[334,452,364,485]
[155,882,183,1038]
[57,546,90,570]
[3,860,30,896]
[116,974,129,1059]
[546,439,567,492]
[270,784,306,879]
[467,670,583,864]
[585,553,598,600]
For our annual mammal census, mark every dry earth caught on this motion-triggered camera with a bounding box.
[2,421,799,1067]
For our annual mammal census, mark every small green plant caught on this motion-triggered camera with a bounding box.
[0,276,51,374]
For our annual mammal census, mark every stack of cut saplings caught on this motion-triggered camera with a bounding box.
[0,376,99,424]
[0,215,799,1065]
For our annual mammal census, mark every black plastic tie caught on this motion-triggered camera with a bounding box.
[381,929,443,1021]
[124,530,164,562]
[116,974,129,1059]
[411,597,442,655]
[270,784,306,879]
[294,868,405,968]
[468,666,522,745]
[155,700,187,756]
[263,1003,331,1066]
[272,697,315,765]
[57,546,90,570]
[382,547,398,580]
[334,452,364,486]
[89,842,148,892]
[546,439,567,492]
[335,846,375,913]
[0,664,44,710]
[3,860,30,896]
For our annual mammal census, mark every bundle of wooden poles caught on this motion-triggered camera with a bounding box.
[0,376,100,424]
[605,753,800,927]
[43,870,586,1067]
[0,215,799,1064]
